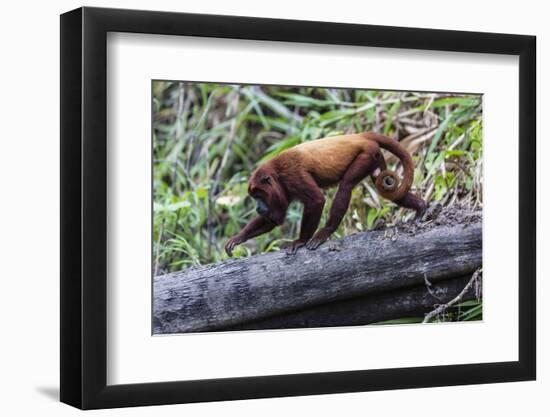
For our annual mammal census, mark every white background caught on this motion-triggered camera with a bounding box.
[0,0,546,416]
[108,34,518,384]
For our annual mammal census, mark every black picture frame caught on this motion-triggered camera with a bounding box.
[60,6,536,410]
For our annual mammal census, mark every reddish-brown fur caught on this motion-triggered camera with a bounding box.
[225,132,427,256]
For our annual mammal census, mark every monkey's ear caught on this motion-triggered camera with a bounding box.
[260,174,272,185]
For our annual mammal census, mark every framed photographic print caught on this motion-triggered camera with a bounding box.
[60,6,536,409]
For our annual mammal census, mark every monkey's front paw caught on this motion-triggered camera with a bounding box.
[285,239,306,255]
[306,229,332,250]
[224,236,243,257]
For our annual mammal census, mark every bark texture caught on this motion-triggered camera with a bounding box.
[228,275,478,330]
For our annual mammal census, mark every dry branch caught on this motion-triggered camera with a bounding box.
[422,267,482,323]
[154,215,482,334]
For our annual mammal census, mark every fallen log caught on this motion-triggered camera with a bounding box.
[227,274,479,330]
[154,214,482,334]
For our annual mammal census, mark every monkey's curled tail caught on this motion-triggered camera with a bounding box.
[365,133,414,202]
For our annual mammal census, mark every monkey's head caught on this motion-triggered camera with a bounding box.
[248,167,288,225]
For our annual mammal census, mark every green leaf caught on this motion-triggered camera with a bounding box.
[383,101,401,135]
[275,92,334,107]
[264,239,283,253]
[444,150,467,158]
[196,186,208,199]
[430,97,480,108]
[318,109,355,122]
[459,304,483,321]
[367,208,378,229]
[426,110,455,157]
[258,136,301,164]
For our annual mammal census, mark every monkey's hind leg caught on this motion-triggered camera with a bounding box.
[394,192,427,221]
[306,152,377,250]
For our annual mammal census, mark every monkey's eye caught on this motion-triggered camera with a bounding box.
[260,175,271,185]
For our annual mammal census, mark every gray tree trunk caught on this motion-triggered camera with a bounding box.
[227,274,479,330]
[154,217,482,334]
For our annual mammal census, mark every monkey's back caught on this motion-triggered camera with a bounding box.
[278,134,378,187]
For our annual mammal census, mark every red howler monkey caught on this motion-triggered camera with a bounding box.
[225,132,427,256]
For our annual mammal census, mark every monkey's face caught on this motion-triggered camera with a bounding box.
[248,172,273,217]
[254,196,269,216]
[248,170,287,225]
